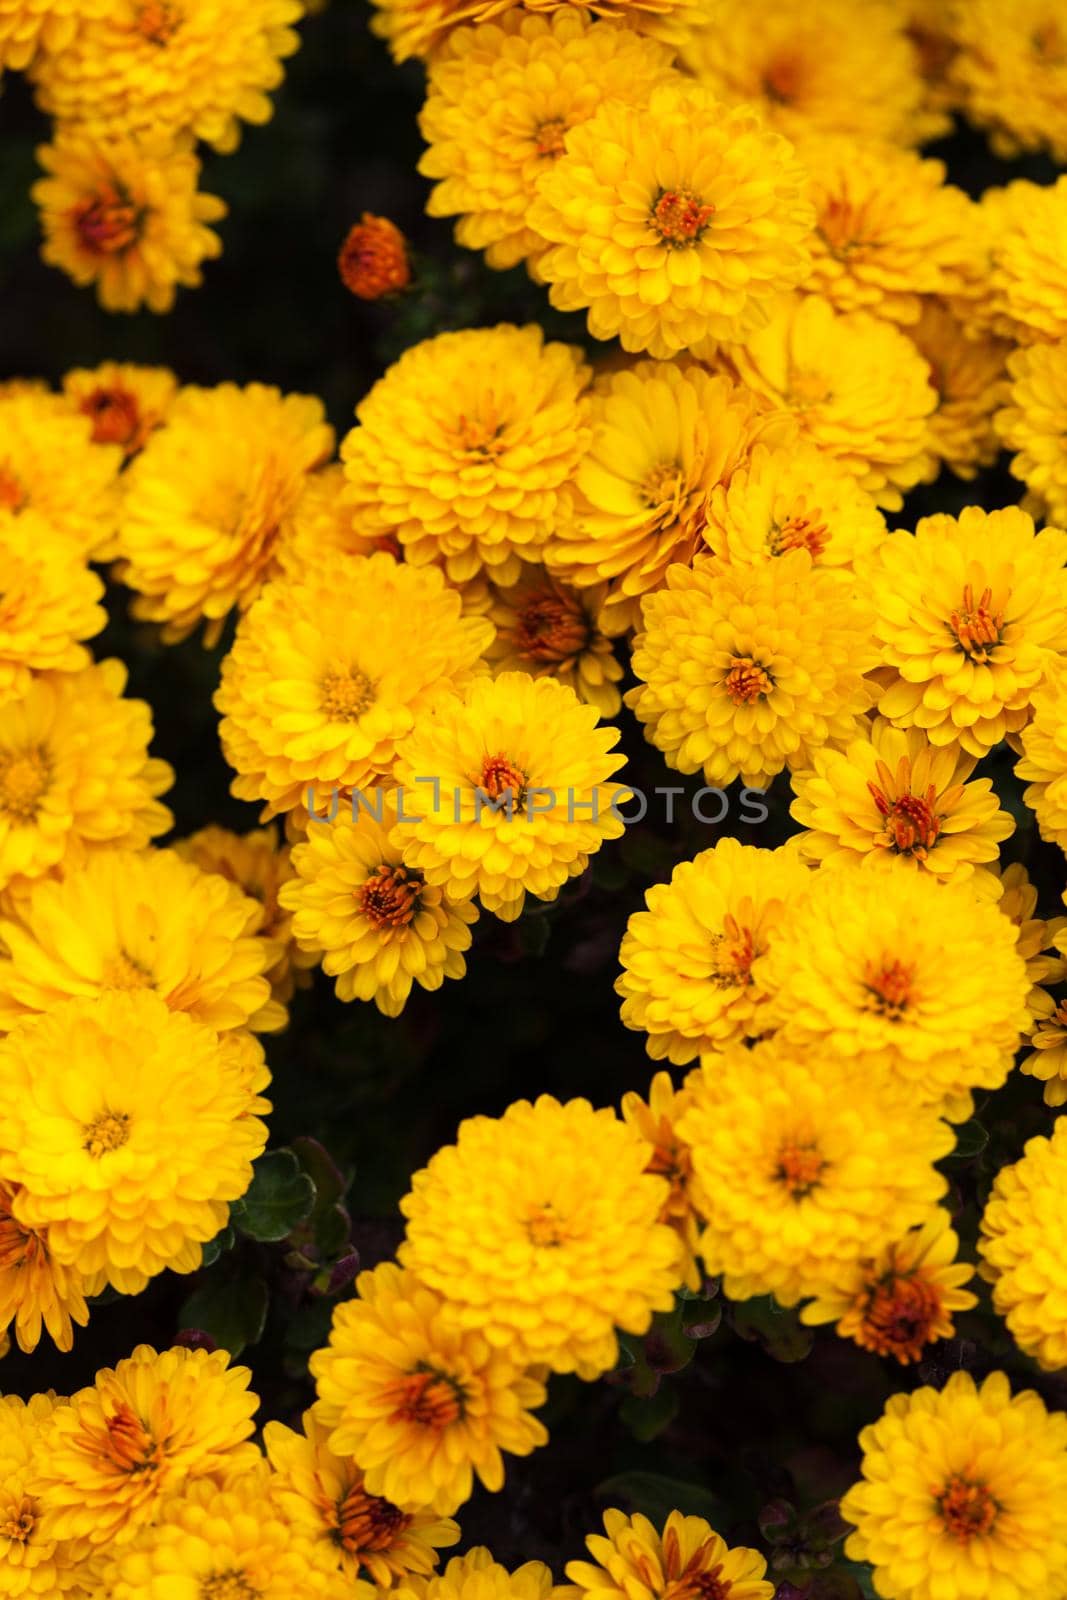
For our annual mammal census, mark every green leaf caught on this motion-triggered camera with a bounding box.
[620,1384,679,1442]
[201,1224,236,1268]
[231,1150,315,1242]
[178,1274,269,1357]
[837,1559,879,1599]
[595,1471,728,1526]
[291,1137,349,1214]
[730,1296,814,1363]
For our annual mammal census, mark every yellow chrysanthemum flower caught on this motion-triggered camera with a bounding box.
[0,992,269,1295]
[993,862,1067,1007]
[265,1410,460,1587]
[874,507,1067,757]
[627,551,878,788]
[979,1121,1067,1371]
[310,1261,548,1516]
[756,866,1030,1119]
[398,1094,683,1377]
[841,1371,1067,1600]
[61,360,177,458]
[909,299,1008,481]
[620,1071,702,1291]
[997,340,1067,525]
[1016,661,1067,853]
[30,0,304,154]
[949,0,1067,163]
[567,1509,773,1600]
[0,662,173,896]
[274,463,399,582]
[0,0,107,69]
[0,1180,89,1354]
[702,440,886,573]
[616,837,810,1065]
[527,83,814,358]
[486,569,622,715]
[543,361,795,634]
[800,1209,977,1365]
[0,845,285,1034]
[0,1393,96,1597]
[679,0,928,146]
[984,176,1067,345]
[679,1043,952,1306]
[216,551,493,819]
[118,382,334,644]
[33,129,226,315]
[724,294,937,509]
[1020,981,1067,1108]
[0,388,121,558]
[34,1343,259,1547]
[797,134,980,324]
[342,325,590,584]
[0,514,105,706]
[789,720,1015,887]
[280,798,477,1016]
[419,11,675,274]
[392,672,626,922]
[397,1547,565,1600]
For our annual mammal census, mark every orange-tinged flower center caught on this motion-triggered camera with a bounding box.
[775,1139,826,1198]
[72,188,140,256]
[331,1481,412,1554]
[644,1125,695,1218]
[937,1477,998,1543]
[763,51,805,103]
[707,912,756,987]
[856,1270,944,1363]
[454,403,506,457]
[769,508,830,558]
[320,668,376,722]
[724,658,774,704]
[662,1525,733,1599]
[0,465,26,512]
[480,754,527,805]
[83,1110,131,1159]
[787,371,833,409]
[1033,19,1066,61]
[949,584,1003,662]
[338,214,411,301]
[864,957,915,1018]
[650,188,715,247]
[515,591,590,663]
[524,1200,574,1247]
[387,1367,466,1429]
[200,1572,257,1600]
[102,1402,164,1475]
[0,1192,45,1275]
[360,863,422,929]
[136,0,183,42]
[1,1496,37,1545]
[869,762,944,858]
[640,460,687,513]
[102,950,154,990]
[534,117,568,158]
[80,385,144,449]
[0,746,51,821]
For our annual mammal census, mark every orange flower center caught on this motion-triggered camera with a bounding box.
[937,1477,998,1543]
[0,465,26,512]
[79,385,143,449]
[949,584,1002,662]
[72,188,140,256]
[640,460,687,513]
[769,509,830,558]
[102,1403,164,1475]
[857,1271,943,1363]
[724,657,774,704]
[135,0,183,42]
[480,754,526,805]
[360,864,422,929]
[863,958,915,1018]
[707,913,755,988]
[0,1191,44,1275]
[525,1200,572,1247]
[320,668,376,722]
[101,950,154,991]
[515,591,590,663]
[200,1573,257,1600]
[869,762,944,858]
[763,51,805,102]
[533,117,568,157]
[387,1367,466,1429]
[338,214,411,300]
[775,1140,826,1198]
[661,1525,734,1599]
[331,1481,412,1554]
[787,371,833,408]
[1,1497,37,1544]
[454,405,506,457]
[1033,19,1066,61]
[644,1131,694,1219]
[650,188,715,247]
[0,747,51,821]
[83,1111,131,1159]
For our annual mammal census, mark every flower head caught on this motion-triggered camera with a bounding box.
[399,1094,683,1377]
[310,1262,548,1515]
[949,0,1067,162]
[61,361,177,458]
[0,1180,89,1354]
[0,0,107,68]
[567,1509,773,1600]
[527,83,814,357]
[397,1548,563,1600]
[486,568,622,714]
[0,388,121,558]
[0,1393,96,1596]
[979,1119,1067,1371]
[997,340,1067,526]
[984,176,1067,344]
[678,1042,952,1305]
[1016,660,1067,853]
[339,213,411,298]
[841,1371,1067,1600]
[0,514,105,706]
[910,299,1008,481]
[620,1072,703,1291]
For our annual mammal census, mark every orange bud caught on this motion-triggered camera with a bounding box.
[338,214,411,300]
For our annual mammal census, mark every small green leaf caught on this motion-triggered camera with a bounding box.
[620,1384,679,1442]
[200,1224,236,1268]
[178,1274,268,1357]
[231,1150,315,1242]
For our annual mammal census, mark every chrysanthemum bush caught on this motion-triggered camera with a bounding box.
[6,5,1067,1600]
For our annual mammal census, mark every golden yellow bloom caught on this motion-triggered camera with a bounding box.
[616,837,810,1065]
[216,551,493,819]
[680,0,928,146]
[0,1180,89,1354]
[399,1094,683,1377]
[949,0,1067,163]
[997,340,1067,525]
[280,798,477,1016]
[627,551,878,788]
[979,1121,1067,1371]
[679,1042,952,1306]
[724,294,937,509]
[0,845,285,1033]
[756,866,1031,1119]
[984,176,1067,345]
[703,439,886,573]
[0,0,107,69]
[30,0,304,154]
[0,992,269,1294]
[393,672,626,922]
[61,360,176,458]
[0,1393,96,1597]
[33,129,226,315]
[310,1261,548,1515]
[0,661,173,896]
[34,1343,258,1547]
[789,720,1014,887]
[370,0,694,65]
[567,1508,773,1600]
[874,507,1067,756]
[841,1371,1067,1600]
[797,134,980,324]
[620,1072,702,1291]
[0,514,105,706]
[398,1547,565,1600]
[419,11,674,274]
[527,83,814,358]
[274,464,399,581]
[909,298,1008,481]
[1020,981,1067,1108]
[339,213,411,299]
[800,1210,977,1365]
[342,325,590,584]
[0,387,121,558]
[544,360,795,634]
[1017,661,1067,853]
[265,1409,460,1587]
[118,381,334,643]
[486,569,622,715]
[992,861,1067,1003]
